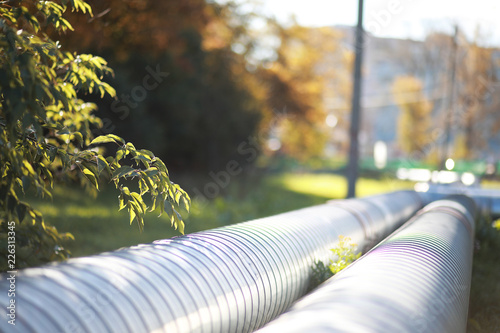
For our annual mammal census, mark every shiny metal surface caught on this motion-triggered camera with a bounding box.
[416,183,500,216]
[257,195,476,333]
[0,191,421,333]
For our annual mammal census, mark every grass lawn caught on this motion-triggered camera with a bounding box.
[28,172,415,257]
[467,214,500,332]
[28,172,499,331]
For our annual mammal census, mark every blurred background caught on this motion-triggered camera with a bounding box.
[34,0,500,252]
[59,0,500,178]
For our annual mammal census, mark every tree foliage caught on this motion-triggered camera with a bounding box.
[61,0,211,60]
[308,235,360,291]
[260,24,343,160]
[394,30,500,160]
[328,235,361,274]
[455,40,499,159]
[55,0,266,173]
[58,1,351,171]
[0,0,189,270]
[392,76,433,154]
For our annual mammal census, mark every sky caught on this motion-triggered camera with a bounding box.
[258,0,500,46]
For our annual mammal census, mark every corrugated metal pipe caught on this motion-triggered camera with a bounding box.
[416,183,500,216]
[0,190,422,333]
[256,195,476,333]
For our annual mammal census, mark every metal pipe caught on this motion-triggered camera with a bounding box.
[417,183,500,216]
[257,195,476,333]
[0,191,422,333]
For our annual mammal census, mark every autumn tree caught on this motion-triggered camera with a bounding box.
[395,32,453,87]
[394,28,500,161]
[392,76,433,154]
[0,0,189,270]
[454,38,499,159]
[260,24,347,160]
[57,1,356,170]
[57,0,266,173]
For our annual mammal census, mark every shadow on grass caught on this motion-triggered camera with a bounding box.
[28,172,416,258]
[28,172,333,258]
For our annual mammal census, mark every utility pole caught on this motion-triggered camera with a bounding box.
[347,0,364,198]
[441,25,458,170]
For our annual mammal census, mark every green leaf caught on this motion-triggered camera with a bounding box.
[129,200,143,230]
[21,176,31,193]
[164,200,174,216]
[47,146,57,163]
[22,161,36,176]
[140,172,157,192]
[138,149,155,159]
[156,196,164,215]
[144,167,159,177]
[172,209,184,234]
[70,0,93,15]
[96,155,111,176]
[180,196,190,213]
[128,204,136,225]
[82,168,99,190]
[40,166,54,188]
[16,202,28,223]
[118,193,127,211]
[90,134,124,146]
[154,159,169,175]
[72,132,84,147]
[174,190,182,205]
[150,196,157,213]
[138,179,148,196]
[122,186,131,196]
[58,149,71,168]
[130,192,146,213]
[133,154,151,168]
[112,166,136,179]
[57,128,71,135]
[106,134,125,144]
[115,148,126,162]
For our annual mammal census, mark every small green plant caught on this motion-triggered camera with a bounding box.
[493,219,500,231]
[308,260,332,292]
[329,235,361,274]
[308,235,361,292]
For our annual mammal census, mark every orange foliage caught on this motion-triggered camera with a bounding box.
[62,0,212,60]
[260,24,346,160]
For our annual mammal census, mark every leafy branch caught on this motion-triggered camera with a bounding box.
[0,0,190,270]
[88,134,190,233]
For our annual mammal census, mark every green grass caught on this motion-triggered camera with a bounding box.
[28,172,414,257]
[278,173,414,198]
[27,172,499,331]
[467,214,500,332]
[28,185,179,257]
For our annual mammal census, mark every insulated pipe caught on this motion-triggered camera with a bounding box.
[0,191,422,333]
[257,195,476,333]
